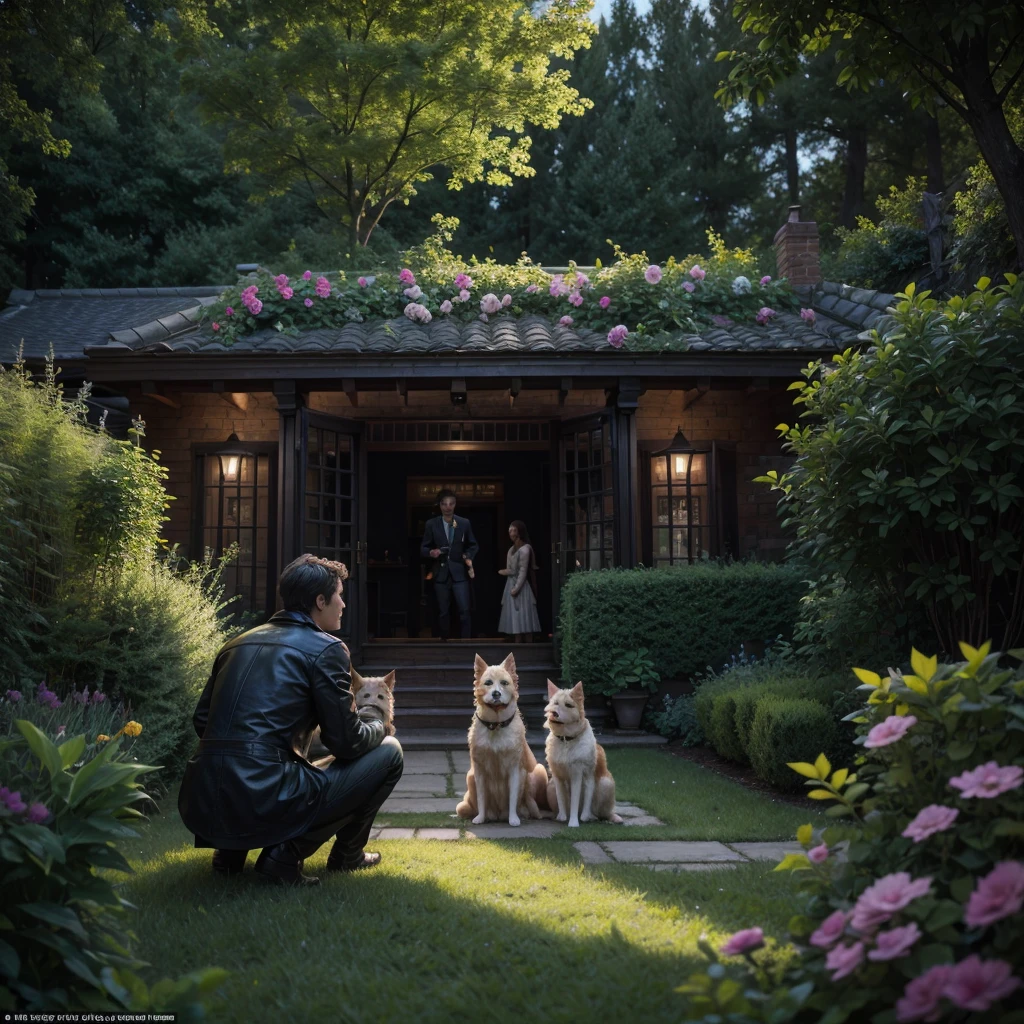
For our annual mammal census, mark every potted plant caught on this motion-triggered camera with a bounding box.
[600,648,661,730]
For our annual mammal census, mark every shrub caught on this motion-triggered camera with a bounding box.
[759,275,1024,655]
[747,697,847,791]
[559,562,805,693]
[678,642,1024,1023]
[709,689,747,763]
[648,693,704,744]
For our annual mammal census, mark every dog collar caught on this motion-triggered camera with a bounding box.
[552,727,583,742]
[476,710,517,731]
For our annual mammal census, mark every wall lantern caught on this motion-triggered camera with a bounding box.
[217,433,247,484]
[651,424,709,565]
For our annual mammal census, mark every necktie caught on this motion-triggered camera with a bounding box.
[445,520,453,545]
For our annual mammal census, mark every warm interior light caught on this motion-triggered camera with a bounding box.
[674,454,691,476]
[221,454,240,483]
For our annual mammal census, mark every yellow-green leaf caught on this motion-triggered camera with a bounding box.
[910,648,938,682]
[895,703,911,716]
[796,823,813,846]
[831,768,849,789]
[976,276,991,291]
[807,789,836,800]
[903,674,928,694]
[853,667,882,688]
[957,640,991,677]
[905,282,916,297]
[814,753,831,780]
[774,852,812,872]
[788,761,820,780]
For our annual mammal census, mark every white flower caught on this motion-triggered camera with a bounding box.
[403,302,432,324]
[403,285,423,300]
[732,276,752,295]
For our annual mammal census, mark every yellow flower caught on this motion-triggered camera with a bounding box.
[96,734,111,743]
[121,721,143,738]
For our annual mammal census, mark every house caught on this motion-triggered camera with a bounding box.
[0,210,893,728]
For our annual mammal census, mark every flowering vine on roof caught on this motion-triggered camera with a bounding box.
[205,222,797,350]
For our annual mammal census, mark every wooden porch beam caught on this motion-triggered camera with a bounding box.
[140,381,180,409]
[508,377,522,409]
[396,379,408,406]
[342,377,358,407]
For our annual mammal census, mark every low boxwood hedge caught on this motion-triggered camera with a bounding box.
[747,695,847,791]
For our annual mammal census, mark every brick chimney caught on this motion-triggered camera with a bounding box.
[773,205,821,287]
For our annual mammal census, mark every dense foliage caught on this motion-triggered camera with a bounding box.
[759,275,1024,657]
[558,562,806,693]
[679,643,1024,1023]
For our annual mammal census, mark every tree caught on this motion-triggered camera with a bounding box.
[717,0,1024,268]
[182,0,595,250]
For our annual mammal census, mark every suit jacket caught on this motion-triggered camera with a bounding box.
[177,610,384,849]
[420,514,479,583]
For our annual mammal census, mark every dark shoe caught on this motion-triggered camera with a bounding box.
[254,843,321,886]
[212,849,248,875]
[326,850,382,873]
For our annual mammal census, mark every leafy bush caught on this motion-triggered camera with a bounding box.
[559,562,805,694]
[759,275,1024,657]
[648,693,704,744]
[747,697,847,791]
[678,643,1024,1023]
[596,647,661,696]
[0,714,227,1013]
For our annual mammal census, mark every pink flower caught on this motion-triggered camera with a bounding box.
[315,276,331,299]
[399,268,416,285]
[280,287,294,300]
[808,844,829,864]
[501,294,512,307]
[439,300,453,314]
[689,264,706,281]
[248,299,263,315]
[5,689,21,703]
[810,909,848,949]
[944,956,1021,1013]
[852,872,932,932]
[526,283,539,294]
[568,292,584,307]
[825,941,864,980]
[91,691,106,704]
[864,714,918,748]
[403,302,432,324]
[644,264,662,284]
[897,965,953,1022]
[212,322,220,331]
[273,274,289,287]
[358,276,368,288]
[965,861,1024,928]
[800,307,816,323]
[404,284,423,300]
[304,298,314,308]
[755,306,777,325]
[599,295,611,309]
[225,306,234,316]
[559,315,574,327]
[720,927,764,956]
[25,802,48,824]
[868,922,921,961]
[949,761,1023,799]
[480,293,502,315]
[302,270,311,280]
[458,289,471,303]
[760,275,772,285]
[607,325,628,348]
[454,273,473,290]
[0,788,27,814]
[902,804,959,843]
[681,281,695,293]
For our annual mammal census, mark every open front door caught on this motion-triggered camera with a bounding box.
[551,412,616,634]
[300,411,366,654]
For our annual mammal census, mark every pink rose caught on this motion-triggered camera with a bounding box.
[864,714,917,748]
[867,922,921,961]
[526,283,539,294]
[949,761,1023,799]
[404,285,423,300]
[965,861,1024,927]
[403,302,432,324]
[902,804,959,843]
[644,264,662,284]
[599,295,611,308]
[852,873,933,932]
[607,325,628,348]
[800,307,816,323]
[825,941,864,981]
[273,274,289,287]
[302,270,312,280]
[399,268,416,285]
[454,273,473,289]
[569,292,584,307]
[897,965,953,1022]
[944,956,1021,1013]
[304,298,314,308]
[479,293,502,315]
[225,306,234,316]
[760,275,772,285]
[755,306,777,325]
[559,315,574,327]
[809,909,848,949]
[808,843,829,864]
[720,927,764,956]
[682,281,695,293]
[211,323,220,331]
[689,264,706,281]
[502,294,512,307]
[248,299,263,315]
[315,276,331,299]
[280,286,294,300]
[25,802,49,824]
[439,300,453,314]
[459,289,471,303]
[358,276,368,288]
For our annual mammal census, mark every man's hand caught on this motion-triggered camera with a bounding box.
[464,557,475,579]
[429,548,441,558]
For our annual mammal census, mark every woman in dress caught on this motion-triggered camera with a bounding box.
[498,520,541,643]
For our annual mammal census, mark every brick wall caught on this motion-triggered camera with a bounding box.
[774,206,822,289]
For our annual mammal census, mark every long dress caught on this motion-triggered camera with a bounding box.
[498,543,541,635]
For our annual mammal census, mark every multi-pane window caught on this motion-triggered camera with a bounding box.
[304,426,355,572]
[563,423,614,571]
[650,449,711,565]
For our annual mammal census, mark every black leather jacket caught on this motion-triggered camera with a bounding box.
[177,610,384,849]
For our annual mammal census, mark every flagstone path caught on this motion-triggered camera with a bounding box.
[371,749,801,871]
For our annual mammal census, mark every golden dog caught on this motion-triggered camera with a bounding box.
[306,667,396,767]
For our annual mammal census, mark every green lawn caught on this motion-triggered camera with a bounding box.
[117,751,811,1021]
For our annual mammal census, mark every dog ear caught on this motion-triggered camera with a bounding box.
[546,679,559,698]
[474,653,488,680]
[351,669,364,693]
[571,681,585,703]
[383,670,396,691]
[501,652,518,682]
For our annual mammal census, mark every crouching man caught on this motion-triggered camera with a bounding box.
[178,554,403,886]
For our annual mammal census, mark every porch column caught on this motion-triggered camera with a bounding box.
[610,378,644,568]
[274,381,305,574]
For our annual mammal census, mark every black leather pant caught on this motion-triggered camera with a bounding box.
[434,577,471,638]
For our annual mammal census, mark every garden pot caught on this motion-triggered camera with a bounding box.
[610,690,650,731]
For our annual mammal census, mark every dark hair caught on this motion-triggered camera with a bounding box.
[437,488,457,504]
[279,554,349,614]
[510,520,539,594]
[509,520,531,545]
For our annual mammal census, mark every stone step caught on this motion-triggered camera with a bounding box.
[361,665,560,685]
[391,685,552,708]
[362,640,555,668]
[392,727,665,750]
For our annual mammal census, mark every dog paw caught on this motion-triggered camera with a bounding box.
[568,819,580,828]
[508,815,521,827]
[555,812,568,822]
[580,812,595,823]
[471,814,486,825]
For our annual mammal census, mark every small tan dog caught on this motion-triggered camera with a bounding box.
[455,653,549,826]
[544,680,623,827]
[305,668,396,766]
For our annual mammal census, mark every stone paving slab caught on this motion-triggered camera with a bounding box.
[574,841,612,864]
[416,829,461,840]
[602,841,742,863]
[622,815,664,827]
[376,828,416,839]
[650,863,739,872]
[463,821,562,839]
[401,751,451,774]
[379,797,456,813]
[451,752,472,773]
[391,773,449,795]
[729,842,802,862]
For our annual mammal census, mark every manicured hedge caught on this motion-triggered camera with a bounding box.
[747,696,846,791]
[558,563,805,692]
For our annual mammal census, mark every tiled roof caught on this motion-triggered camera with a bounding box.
[0,288,222,362]
[799,282,897,333]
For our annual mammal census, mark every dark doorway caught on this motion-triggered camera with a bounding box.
[366,450,551,641]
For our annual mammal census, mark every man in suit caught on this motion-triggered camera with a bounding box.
[420,488,479,639]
